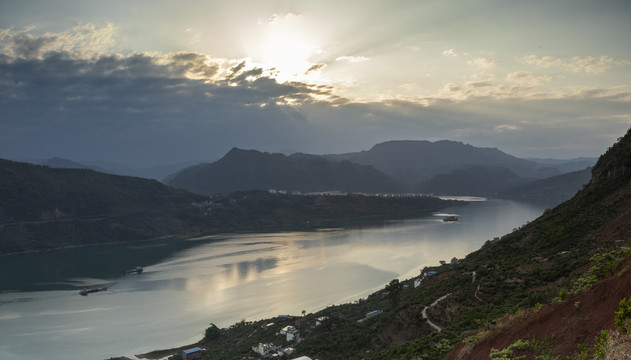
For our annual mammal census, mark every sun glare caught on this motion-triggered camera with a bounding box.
[244,13,323,82]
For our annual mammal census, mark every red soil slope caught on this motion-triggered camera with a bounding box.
[446,255,631,360]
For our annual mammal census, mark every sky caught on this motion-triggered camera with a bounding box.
[1,0,630,167]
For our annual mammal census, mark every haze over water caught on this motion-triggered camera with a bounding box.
[0,198,547,360]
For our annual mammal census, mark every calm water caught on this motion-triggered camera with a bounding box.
[0,198,547,360]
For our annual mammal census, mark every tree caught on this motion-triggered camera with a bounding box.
[385,279,403,307]
[205,323,220,340]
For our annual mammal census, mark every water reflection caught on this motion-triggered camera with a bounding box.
[226,257,279,280]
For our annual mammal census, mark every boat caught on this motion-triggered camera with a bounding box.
[125,266,143,275]
[79,286,109,296]
[442,216,458,222]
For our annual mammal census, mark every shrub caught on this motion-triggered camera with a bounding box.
[615,298,631,334]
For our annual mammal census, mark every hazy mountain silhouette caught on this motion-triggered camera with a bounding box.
[166,148,404,195]
[324,140,560,187]
[499,167,592,203]
[167,141,595,197]
[414,165,531,196]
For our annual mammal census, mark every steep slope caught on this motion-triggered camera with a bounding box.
[325,140,559,187]
[166,148,404,195]
[447,255,631,360]
[439,129,631,360]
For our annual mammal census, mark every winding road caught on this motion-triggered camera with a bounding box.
[422,293,452,332]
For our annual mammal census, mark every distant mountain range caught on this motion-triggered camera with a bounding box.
[11,140,597,203]
[166,148,404,195]
[165,140,596,203]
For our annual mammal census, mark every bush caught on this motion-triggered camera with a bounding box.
[615,298,631,334]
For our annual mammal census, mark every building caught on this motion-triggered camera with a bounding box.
[280,325,300,342]
[181,347,202,360]
[366,310,383,318]
[252,342,280,357]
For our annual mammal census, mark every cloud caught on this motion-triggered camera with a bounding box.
[306,63,326,74]
[467,57,496,69]
[522,55,630,74]
[0,24,117,59]
[494,124,521,132]
[442,49,458,57]
[505,71,551,86]
[335,55,370,63]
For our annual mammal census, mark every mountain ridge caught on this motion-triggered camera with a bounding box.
[167,140,592,200]
[166,147,405,195]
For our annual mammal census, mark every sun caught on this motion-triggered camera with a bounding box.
[243,13,323,82]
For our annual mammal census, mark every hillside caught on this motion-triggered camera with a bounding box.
[0,158,206,253]
[147,128,631,360]
[0,159,455,254]
[166,148,404,195]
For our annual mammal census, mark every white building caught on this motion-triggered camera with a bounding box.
[252,342,279,357]
[280,325,300,342]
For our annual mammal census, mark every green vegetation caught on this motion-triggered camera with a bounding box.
[615,298,631,334]
[490,338,529,360]
[554,249,631,302]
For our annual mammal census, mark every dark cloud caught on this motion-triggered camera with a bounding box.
[0,49,327,165]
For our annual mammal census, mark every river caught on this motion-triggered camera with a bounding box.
[0,198,548,360]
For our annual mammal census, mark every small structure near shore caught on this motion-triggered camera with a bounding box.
[181,347,202,360]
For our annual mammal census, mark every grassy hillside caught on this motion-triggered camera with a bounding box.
[145,128,631,360]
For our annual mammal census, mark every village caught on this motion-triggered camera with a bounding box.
[175,262,456,360]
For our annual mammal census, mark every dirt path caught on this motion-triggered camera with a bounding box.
[422,293,452,332]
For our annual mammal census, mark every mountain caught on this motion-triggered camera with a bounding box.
[527,157,597,173]
[166,148,404,195]
[499,167,592,204]
[324,140,560,187]
[415,165,531,196]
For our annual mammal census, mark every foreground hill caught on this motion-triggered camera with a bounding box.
[0,159,454,254]
[166,148,404,195]
[145,128,631,360]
